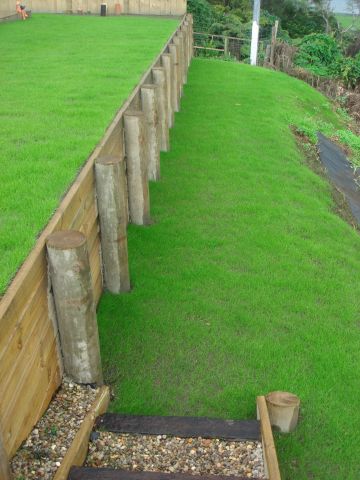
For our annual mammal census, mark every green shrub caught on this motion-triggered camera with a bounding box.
[294,33,342,76]
[335,56,360,89]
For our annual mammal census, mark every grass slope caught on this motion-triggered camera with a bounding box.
[98,59,360,479]
[336,12,360,28]
[0,14,178,294]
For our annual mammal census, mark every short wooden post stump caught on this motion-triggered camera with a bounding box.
[124,110,151,225]
[141,84,161,181]
[152,67,170,152]
[95,155,131,293]
[46,230,103,385]
[174,34,184,95]
[265,391,300,433]
[169,43,180,112]
[161,53,174,128]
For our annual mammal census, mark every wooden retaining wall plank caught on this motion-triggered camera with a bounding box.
[96,414,261,441]
[256,396,281,480]
[0,282,48,394]
[4,338,61,456]
[0,269,47,368]
[54,386,110,480]
[68,468,249,480]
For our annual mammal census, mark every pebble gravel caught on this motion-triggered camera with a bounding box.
[11,377,98,479]
[86,432,265,479]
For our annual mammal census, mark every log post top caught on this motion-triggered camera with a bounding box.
[266,391,300,407]
[96,155,123,166]
[46,231,86,250]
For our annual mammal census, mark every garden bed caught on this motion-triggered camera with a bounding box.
[10,378,109,480]
[86,433,264,479]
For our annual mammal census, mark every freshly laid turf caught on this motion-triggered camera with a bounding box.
[98,59,360,479]
[0,14,178,294]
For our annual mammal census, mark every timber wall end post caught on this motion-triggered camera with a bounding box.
[46,230,103,385]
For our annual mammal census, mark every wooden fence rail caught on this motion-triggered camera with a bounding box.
[0,14,193,467]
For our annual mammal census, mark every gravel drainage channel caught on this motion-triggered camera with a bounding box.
[85,432,265,479]
[10,377,109,480]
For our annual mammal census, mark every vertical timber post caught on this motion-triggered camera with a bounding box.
[270,19,279,67]
[175,32,185,92]
[123,111,151,225]
[181,24,188,83]
[168,43,180,113]
[161,53,174,128]
[46,230,103,385]
[224,36,229,57]
[189,14,194,62]
[0,428,11,480]
[95,155,131,293]
[173,36,183,98]
[141,84,161,181]
[152,67,170,152]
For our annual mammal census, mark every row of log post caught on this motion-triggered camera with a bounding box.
[1,17,193,478]
[45,16,193,388]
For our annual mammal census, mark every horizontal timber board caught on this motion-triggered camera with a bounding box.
[96,414,261,441]
[68,468,249,480]
[256,396,281,480]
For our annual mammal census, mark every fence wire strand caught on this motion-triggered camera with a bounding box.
[193,29,272,64]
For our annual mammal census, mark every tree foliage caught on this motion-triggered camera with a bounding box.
[294,32,360,88]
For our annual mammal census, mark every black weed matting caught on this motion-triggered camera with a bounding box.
[317,132,360,223]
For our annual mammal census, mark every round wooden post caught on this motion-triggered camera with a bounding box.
[169,43,180,111]
[0,428,11,480]
[95,155,130,293]
[161,53,174,128]
[265,391,300,433]
[141,84,161,181]
[123,110,151,225]
[181,24,189,83]
[188,15,194,62]
[173,35,184,96]
[183,21,190,68]
[46,231,103,385]
[152,67,170,152]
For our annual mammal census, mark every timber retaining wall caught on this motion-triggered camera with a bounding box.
[0,14,193,467]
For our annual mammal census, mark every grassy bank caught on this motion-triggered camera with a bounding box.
[0,14,178,294]
[336,12,360,29]
[98,59,360,479]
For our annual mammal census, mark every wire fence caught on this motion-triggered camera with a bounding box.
[193,30,272,64]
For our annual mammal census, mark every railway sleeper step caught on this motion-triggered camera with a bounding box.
[95,413,261,441]
[68,467,250,480]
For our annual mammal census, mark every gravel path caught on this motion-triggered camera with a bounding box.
[11,377,98,479]
[86,432,265,479]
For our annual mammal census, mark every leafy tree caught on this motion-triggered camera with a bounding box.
[262,0,337,37]
[187,0,215,31]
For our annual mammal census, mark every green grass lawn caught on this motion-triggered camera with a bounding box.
[336,12,360,29]
[0,14,178,294]
[98,59,360,479]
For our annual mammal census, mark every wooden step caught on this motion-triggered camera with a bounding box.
[95,414,260,441]
[68,467,250,480]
